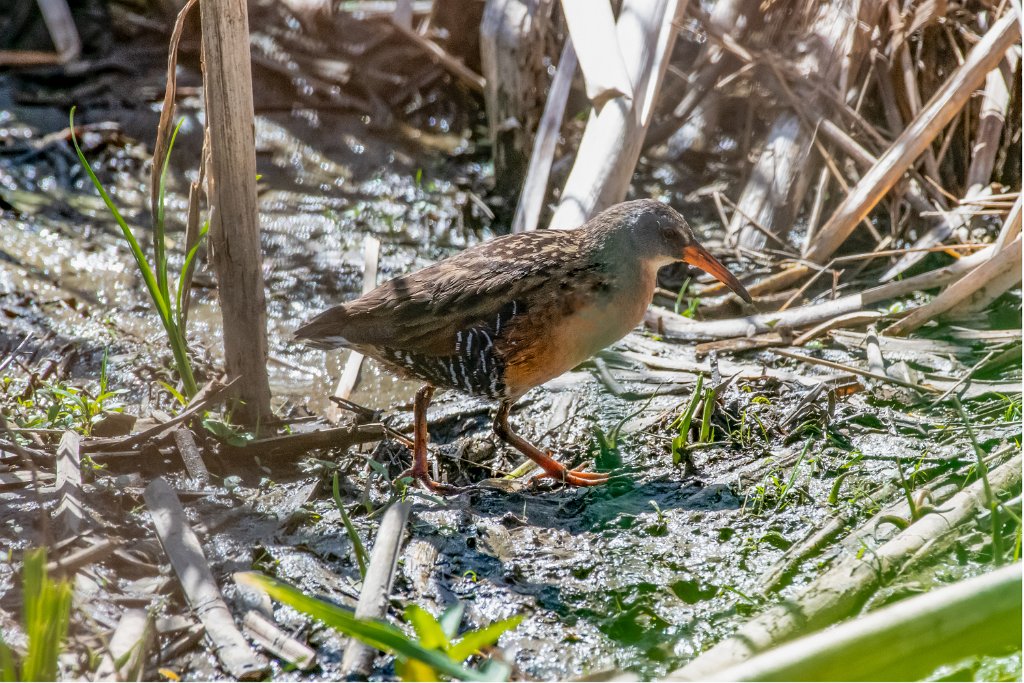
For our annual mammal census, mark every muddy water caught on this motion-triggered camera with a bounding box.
[1,70,488,412]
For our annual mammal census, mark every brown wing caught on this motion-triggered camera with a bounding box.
[294,229,588,355]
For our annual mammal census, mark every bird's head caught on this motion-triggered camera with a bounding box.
[598,199,752,304]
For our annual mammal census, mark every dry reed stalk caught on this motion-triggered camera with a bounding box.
[512,40,577,233]
[881,48,1020,281]
[201,0,273,424]
[726,0,885,251]
[560,0,632,107]
[549,0,685,229]
[805,12,1021,264]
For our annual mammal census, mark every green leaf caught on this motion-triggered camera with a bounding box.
[202,418,254,447]
[671,374,704,464]
[439,604,465,640]
[235,572,488,681]
[367,459,390,479]
[158,381,188,408]
[698,384,717,444]
[397,657,437,682]
[405,605,449,650]
[332,473,368,579]
[175,221,209,331]
[70,108,166,320]
[446,616,522,662]
[155,118,186,307]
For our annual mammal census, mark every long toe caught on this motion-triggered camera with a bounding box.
[534,468,610,487]
[423,479,462,495]
[397,469,462,496]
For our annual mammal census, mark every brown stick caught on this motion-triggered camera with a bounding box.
[727,0,885,250]
[201,0,273,424]
[884,237,1022,336]
[151,0,199,227]
[52,431,85,540]
[242,611,316,670]
[173,427,210,486]
[388,19,484,92]
[36,0,81,63]
[95,609,154,681]
[967,52,1019,193]
[340,500,412,678]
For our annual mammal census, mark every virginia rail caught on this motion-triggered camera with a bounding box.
[296,199,751,491]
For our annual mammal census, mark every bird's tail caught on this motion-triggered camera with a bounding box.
[292,306,352,350]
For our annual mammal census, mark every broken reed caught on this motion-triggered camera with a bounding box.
[70,107,204,399]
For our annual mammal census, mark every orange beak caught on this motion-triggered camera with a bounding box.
[681,243,752,304]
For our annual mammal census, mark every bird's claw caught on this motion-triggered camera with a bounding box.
[531,467,610,488]
[397,468,462,496]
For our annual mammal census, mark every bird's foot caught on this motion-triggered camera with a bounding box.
[397,467,462,496]
[531,466,610,488]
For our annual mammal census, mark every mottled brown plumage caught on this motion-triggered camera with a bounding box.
[296,199,750,491]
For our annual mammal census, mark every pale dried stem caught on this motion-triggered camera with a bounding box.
[560,0,632,106]
[549,0,686,229]
[806,13,1021,264]
[512,40,577,233]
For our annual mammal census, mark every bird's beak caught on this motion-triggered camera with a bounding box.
[681,243,753,304]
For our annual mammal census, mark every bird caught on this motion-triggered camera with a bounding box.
[295,199,752,492]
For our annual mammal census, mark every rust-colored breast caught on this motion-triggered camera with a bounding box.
[499,264,654,398]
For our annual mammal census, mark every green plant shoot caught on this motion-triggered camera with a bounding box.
[235,572,520,681]
[69,107,202,398]
[0,549,74,682]
[333,473,368,579]
[671,374,704,465]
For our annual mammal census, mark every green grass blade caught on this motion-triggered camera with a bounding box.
[69,108,168,320]
[0,635,16,682]
[235,572,487,681]
[774,440,810,512]
[673,277,691,315]
[698,384,716,443]
[953,397,1002,564]
[20,549,73,682]
[71,108,198,398]
[672,374,704,464]
[155,118,186,308]
[175,221,208,330]
[333,473,368,579]
[446,616,522,662]
[405,605,449,650]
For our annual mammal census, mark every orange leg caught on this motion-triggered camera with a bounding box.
[406,385,459,494]
[493,401,609,487]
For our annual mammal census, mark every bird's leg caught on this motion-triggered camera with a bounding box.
[403,384,457,494]
[493,401,609,487]
[410,384,434,481]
